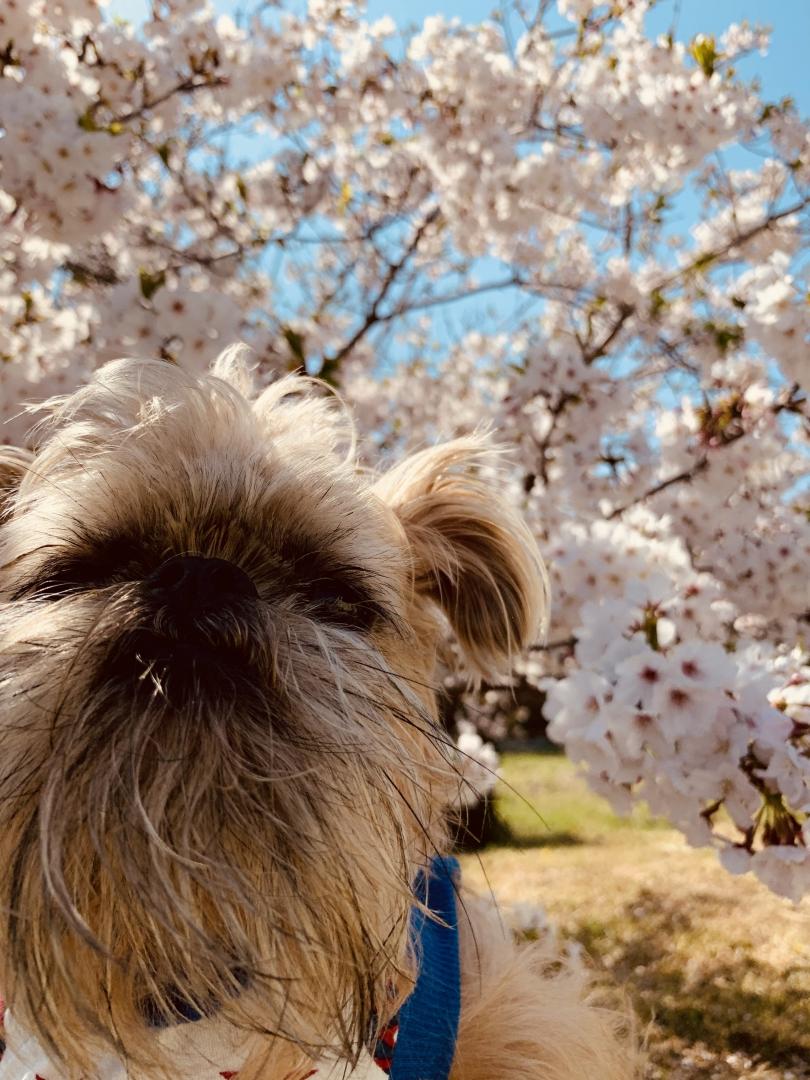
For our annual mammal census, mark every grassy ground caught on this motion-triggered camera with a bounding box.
[459,753,810,1080]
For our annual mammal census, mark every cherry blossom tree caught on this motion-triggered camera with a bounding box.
[1,0,809,898]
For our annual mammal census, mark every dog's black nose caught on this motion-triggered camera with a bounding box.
[147,555,258,609]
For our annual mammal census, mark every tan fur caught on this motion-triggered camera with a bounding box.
[0,348,638,1078]
[451,894,639,1080]
[374,440,549,682]
[0,447,33,522]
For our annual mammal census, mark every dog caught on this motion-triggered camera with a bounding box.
[0,349,638,1079]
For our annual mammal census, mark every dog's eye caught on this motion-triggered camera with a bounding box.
[16,535,148,601]
[21,559,96,600]
[290,551,383,632]
[308,579,381,631]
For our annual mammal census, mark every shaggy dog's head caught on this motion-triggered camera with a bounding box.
[0,349,547,1075]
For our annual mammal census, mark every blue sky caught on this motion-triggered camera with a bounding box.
[95,0,810,492]
[104,0,808,409]
[109,0,809,115]
[362,0,809,115]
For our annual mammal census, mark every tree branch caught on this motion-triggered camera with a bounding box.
[528,637,577,652]
[655,198,810,291]
[605,385,805,520]
[606,456,710,520]
[583,302,635,364]
[320,206,440,372]
[114,75,230,126]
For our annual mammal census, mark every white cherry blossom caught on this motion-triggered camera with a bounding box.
[1,0,808,897]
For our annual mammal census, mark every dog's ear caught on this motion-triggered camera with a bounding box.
[374,437,549,680]
[0,446,32,523]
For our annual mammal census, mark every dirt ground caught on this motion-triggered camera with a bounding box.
[459,753,810,1080]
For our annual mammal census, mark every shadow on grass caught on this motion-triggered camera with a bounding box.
[500,829,587,849]
[574,888,810,1069]
[492,750,670,848]
[451,794,592,851]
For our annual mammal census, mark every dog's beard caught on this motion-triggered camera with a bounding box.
[0,355,547,1078]
[0,587,450,1074]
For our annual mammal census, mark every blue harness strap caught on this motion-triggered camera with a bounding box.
[141,856,463,1080]
[390,855,461,1080]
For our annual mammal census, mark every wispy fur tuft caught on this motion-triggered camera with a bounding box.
[0,446,33,521]
[450,895,642,1079]
[374,437,549,681]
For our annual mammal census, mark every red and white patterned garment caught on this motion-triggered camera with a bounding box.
[0,1001,390,1080]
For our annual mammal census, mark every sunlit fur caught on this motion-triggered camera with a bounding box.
[0,348,637,1078]
[450,896,639,1080]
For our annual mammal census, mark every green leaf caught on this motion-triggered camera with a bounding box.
[282,325,306,366]
[13,291,39,329]
[317,355,340,386]
[78,107,100,132]
[337,181,352,215]
[649,289,668,317]
[761,97,795,123]
[641,608,660,652]
[138,268,166,301]
[703,319,744,354]
[649,194,668,224]
[689,34,719,77]
[0,41,18,68]
[690,252,717,275]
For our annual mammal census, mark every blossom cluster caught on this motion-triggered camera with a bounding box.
[543,564,810,902]
[1,0,808,897]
